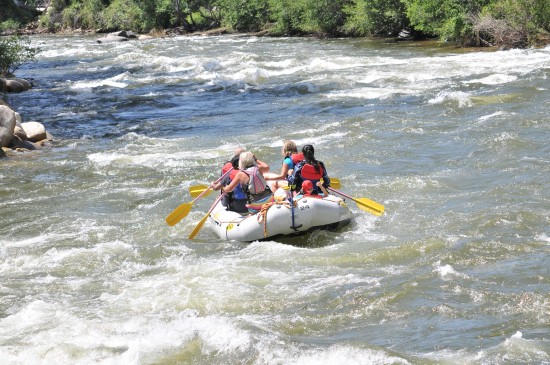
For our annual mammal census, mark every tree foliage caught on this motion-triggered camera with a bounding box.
[343,0,408,37]
[0,36,39,77]
[217,0,270,32]
[3,0,549,48]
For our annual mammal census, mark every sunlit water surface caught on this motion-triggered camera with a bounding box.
[1,34,549,364]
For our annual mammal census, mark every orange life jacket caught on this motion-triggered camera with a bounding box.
[300,163,324,181]
[221,161,233,175]
[291,152,304,165]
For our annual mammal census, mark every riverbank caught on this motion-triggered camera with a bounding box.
[0,78,53,158]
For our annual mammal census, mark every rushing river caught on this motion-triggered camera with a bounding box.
[1,34,549,364]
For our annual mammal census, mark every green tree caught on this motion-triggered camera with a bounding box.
[0,36,39,77]
[217,0,270,32]
[402,0,490,45]
[303,0,351,36]
[343,0,408,36]
[61,0,106,30]
[268,0,307,35]
[475,0,550,47]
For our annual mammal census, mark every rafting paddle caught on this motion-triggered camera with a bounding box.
[189,177,341,197]
[165,168,232,226]
[327,187,384,216]
[189,184,212,198]
[188,193,224,239]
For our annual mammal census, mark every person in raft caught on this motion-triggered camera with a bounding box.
[221,147,245,175]
[294,180,314,199]
[264,140,304,191]
[211,151,273,214]
[295,180,330,199]
[288,144,330,196]
[218,149,248,214]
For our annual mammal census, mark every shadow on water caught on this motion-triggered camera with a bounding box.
[261,226,351,248]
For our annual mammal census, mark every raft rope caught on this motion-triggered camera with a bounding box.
[257,200,291,237]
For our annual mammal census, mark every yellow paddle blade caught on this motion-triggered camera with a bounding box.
[320,178,340,189]
[188,212,210,239]
[353,197,384,216]
[189,184,212,198]
[165,203,192,226]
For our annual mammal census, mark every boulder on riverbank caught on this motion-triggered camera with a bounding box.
[0,102,53,158]
[0,77,33,93]
[1,76,53,158]
[0,105,16,147]
[21,121,47,142]
[96,30,138,43]
[5,78,33,92]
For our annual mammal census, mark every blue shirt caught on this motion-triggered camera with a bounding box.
[283,156,294,170]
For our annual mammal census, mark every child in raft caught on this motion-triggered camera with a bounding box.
[294,180,329,199]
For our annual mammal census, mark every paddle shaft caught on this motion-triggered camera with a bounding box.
[327,187,353,201]
[188,193,225,239]
[165,167,233,226]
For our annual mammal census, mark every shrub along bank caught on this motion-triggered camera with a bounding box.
[1,0,549,49]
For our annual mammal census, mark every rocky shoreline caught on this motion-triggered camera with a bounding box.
[0,77,53,158]
[0,28,240,159]
[0,30,166,159]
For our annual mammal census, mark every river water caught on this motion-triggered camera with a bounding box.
[1,34,549,364]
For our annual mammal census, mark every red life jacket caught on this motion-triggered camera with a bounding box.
[290,152,304,165]
[298,163,325,195]
[221,161,233,175]
[300,163,324,181]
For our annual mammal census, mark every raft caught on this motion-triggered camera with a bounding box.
[209,190,352,241]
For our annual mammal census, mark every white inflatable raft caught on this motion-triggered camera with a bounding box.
[209,192,352,242]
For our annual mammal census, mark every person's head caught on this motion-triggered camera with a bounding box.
[302,144,315,161]
[234,147,245,157]
[239,151,256,170]
[302,180,313,194]
[281,140,297,157]
[230,154,240,170]
[302,144,321,173]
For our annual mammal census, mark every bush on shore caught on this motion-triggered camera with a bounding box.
[0,36,39,77]
[2,0,549,49]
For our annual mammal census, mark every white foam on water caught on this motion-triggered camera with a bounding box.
[0,232,69,249]
[433,261,470,280]
[428,91,473,107]
[265,58,293,69]
[477,330,550,364]
[285,345,410,365]
[478,111,509,122]
[262,131,345,151]
[71,73,129,89]
[86,133,223,170]
[0,300,255,365]
[535,233,550,243]
[296,132,349,150]
[296,273,380,297]
[37,44,108,59]
[424,329,550,363]
[230,66,272,84]
[324,87,409,100]
[464,74,518,85]
[241,239,308,258]
[308,57,366,72]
